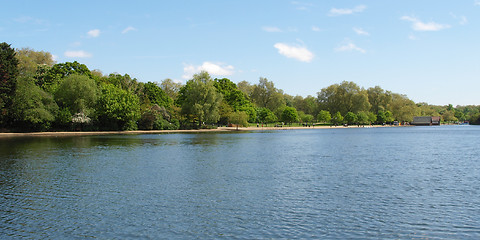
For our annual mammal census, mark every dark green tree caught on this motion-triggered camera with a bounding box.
[143,82,173,107]
[0,42,19,126]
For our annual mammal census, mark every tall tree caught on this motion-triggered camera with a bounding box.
[213,78,256,122]
[250,77,285,112]
[317,81,370,116]
[0,42,19,126]
[16,48,55,77]
[281,106,299,125]
[160,78,182,100]
[176,71,223,128]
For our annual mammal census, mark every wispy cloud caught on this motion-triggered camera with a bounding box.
[335,40,366,53]
[122,26,137,34]
[328,5,366,16]
[274,43,314,62]
[312,26,322,32]
[14,15,49,25]
[400,16,451,31]
[451,13,468,25]
[353,27,369,36]
[64,50,92,58]
[408,34,418,40]
[87,29,101,38]
[475,0,480,6]
[262,26,282,32]
[182,62,235,79]
[291,1,313,11]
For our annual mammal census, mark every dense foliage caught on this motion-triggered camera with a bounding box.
[1,42,479,132]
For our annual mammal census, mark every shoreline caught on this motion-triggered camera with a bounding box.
[0,125,396,138]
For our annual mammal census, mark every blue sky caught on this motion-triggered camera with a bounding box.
[2,0,479,105]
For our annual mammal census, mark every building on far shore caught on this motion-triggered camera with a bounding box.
[411,116,441,126]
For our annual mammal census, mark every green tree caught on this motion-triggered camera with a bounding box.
[317,81,370,116]
[250,77,285,112]
[257,107,277,126]
[344,112,358,125]
[160,78,182,100]
[11,76,58,131]
[54,74,99,117]
[16,48,55,78]
[214,78,256,122]
[367,86,392,114]
[143,81,173,107]
[332,111,344,125]
[0,42,19,126]
[229,111,249,130]
[356,111,370,125]
[317,110,331,123]
[389,93,418,122]
[176,71,223,128]
[97,84,141,130]
[367,111,377,124]
[36,61,92,93]
[281,106,299,125]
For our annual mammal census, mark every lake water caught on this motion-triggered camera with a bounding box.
[1,126,479,239]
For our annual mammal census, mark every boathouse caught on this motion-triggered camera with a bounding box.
[411,116,441,126]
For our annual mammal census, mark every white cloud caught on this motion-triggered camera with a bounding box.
[122,26,136,34]
[328,5,366,16]
[353,27,369,36]
[475,0,480,6]
[87,29,101,38]
[335,41,366,53]
[64,50,92,58]
[400,16,451,31]
[182,62,235,79]
[274,43,314,62]
[262,26,282,32]
[460,16,468,25]
[312,26,322,32]
[291,1,313,11]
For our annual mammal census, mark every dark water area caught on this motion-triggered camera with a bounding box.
[1,126,479,239]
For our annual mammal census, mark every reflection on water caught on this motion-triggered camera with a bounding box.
[1,126,480,239]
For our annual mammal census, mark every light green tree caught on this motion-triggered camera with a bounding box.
[97,84,140,130]
[332,111,344,125]
[229,111,249,130]
[11,76,58,131]
[356,111,370,125]
[317,110,331,123]
[344,112,358,125]
[176,71,223,128]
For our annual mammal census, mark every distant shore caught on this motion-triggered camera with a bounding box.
[0,125,399,138]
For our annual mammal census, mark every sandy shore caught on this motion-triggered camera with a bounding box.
[0,125,392,138]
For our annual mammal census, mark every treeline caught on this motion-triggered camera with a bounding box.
[1,43,479,132]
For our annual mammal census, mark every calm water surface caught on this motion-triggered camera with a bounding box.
[1,126,479,239]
